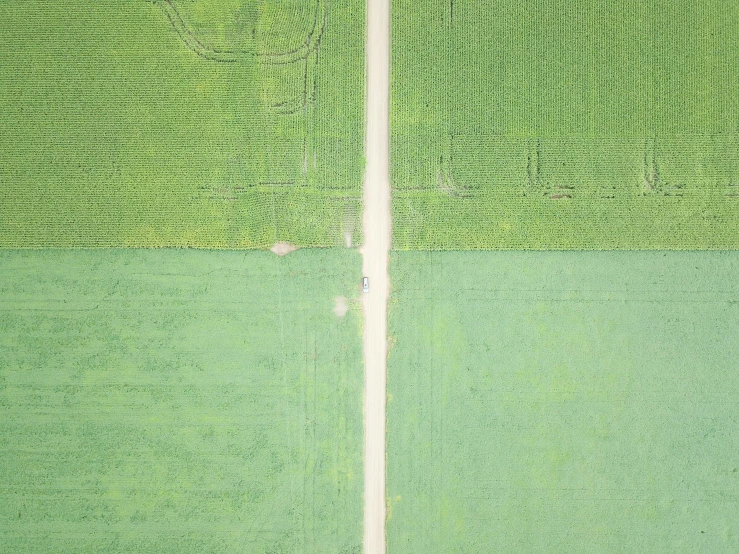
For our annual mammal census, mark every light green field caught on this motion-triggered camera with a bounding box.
[0,249,363,553]
[387,251,739,552]
[392,1,739,249]
[0,0,364,247]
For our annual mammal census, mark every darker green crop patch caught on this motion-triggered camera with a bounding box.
[391,0,739,249]
[0,0,364,247]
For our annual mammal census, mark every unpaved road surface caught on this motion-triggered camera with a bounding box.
[363,0,390,552]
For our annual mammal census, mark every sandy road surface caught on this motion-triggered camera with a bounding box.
[363,0,390,552]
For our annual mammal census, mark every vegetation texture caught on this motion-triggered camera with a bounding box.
[392,1,739,249]
[0,0,364,247]
[387,251,739,552]
[0,249,363,553]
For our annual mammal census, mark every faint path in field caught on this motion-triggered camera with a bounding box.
[363,0,390,552]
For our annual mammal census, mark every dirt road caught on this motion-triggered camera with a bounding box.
[363,0,390,552]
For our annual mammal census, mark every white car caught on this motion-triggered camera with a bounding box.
[362,277,369,293]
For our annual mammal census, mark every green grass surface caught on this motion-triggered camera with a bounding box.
[387,251,739,552]
[0,249,363,553]
[392,1,739,249]
[0,0,364,247]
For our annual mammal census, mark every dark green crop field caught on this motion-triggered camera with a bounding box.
[392,0,739,249]
[0,249,363,553]
[0,0,364,247]
[387,251,739,552]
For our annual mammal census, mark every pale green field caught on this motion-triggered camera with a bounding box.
[0,249,363,553]
[392,0,739,249]
[0,0,364,247]
[387,251,739,552]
